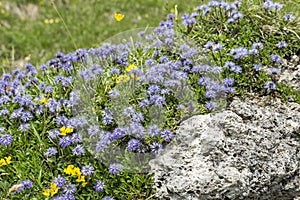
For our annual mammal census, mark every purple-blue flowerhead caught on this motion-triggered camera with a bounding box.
[108,163,123,175]
[0,134,13,146]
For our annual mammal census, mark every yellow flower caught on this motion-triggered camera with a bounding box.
[114,13,124,21]
[40,98,49,104]
[76,175,85,183]
[60,126,74,136]
[0,159,5,167]
[50,183,58,196]
[125,64,137,72]
[50,183,57,189]
[72,167,81,177]
[44,19,49,24]
[0,156,11,167]
[0,2,2,7]
[116,74,130,84]
[43,189,51,196]
[64,164,75,175]
[130,74,140,81]
[5,156,11,165]
[82,181,87,187]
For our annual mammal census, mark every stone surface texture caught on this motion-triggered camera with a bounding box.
[149,93,300,200]
[280,55,300,91]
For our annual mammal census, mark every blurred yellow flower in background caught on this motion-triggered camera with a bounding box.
[114,13,124,21]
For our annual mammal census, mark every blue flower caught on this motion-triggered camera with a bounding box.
[53,175,66,188]
[284,14,296,21]
[94,181,105,192]
[108,163,123,175]
[252,42,264,49]
[45,147,58,157]
[87,125,101,136]
[248,49,259,55]
[11,180,33,194]
[72,145,85,156]
[230,47,248,59]
[205,101,216,111]
[127,139,140,151]
[197,77,211,86]
[276,41,288,48]
[44,85,53,93]
[181,14,197,26]
[140,99,150,108]
[264,81,276,89]
[150,142,163,154]
[149,94,166,107]
[253,64,262,71]
[81,165,95,176]
[109,68,120,75]
[205,90,217,99]
[230,65,242,73]
[0,134,13,145]
[232,12,244,20]
[147,85,161,95]
[21,180,33,189]
[59,136,73,148]
[203,41,215,50]
[102,197,115,200]
[109,127,126,141]
[96,139,109,152]
[270,54,282,64]
[262,0,282,10]
[222,78,235,86]
[212,44,224,52]
[48,129,60,139]
[0,127,5,133]
[268,68,281,75]
[226,18,236,24]
[161,130,174,141]
[147,125,161,137]
[102,108,114,125]
[62,184,76,195]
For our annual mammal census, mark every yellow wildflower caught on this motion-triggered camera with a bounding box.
[114,13,124,21]
[0,2,2,7]
[44,19,49,24]
[5,156,11,164]
[0,159,5,167]
[76,175,85,183]
[125,64,137,72]
[50,183,58,196]
[64,164,75,175]
[43,189,51,196]
[116,74,130,84]
[82,181,87,187]
[0,156,11,167]
[60,126,74,136]
[72,167,81,177]
[40,98,49,104]
[43,183,59,196]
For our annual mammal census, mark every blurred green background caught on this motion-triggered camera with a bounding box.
[0,0,201,73]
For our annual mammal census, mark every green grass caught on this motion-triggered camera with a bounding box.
[0,0,202,72]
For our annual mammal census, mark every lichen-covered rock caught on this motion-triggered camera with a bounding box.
[149,94,300,200]
[280,55,300,91]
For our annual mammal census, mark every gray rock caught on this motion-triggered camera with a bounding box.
[149,94,300,200]
[280,55,300,91]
